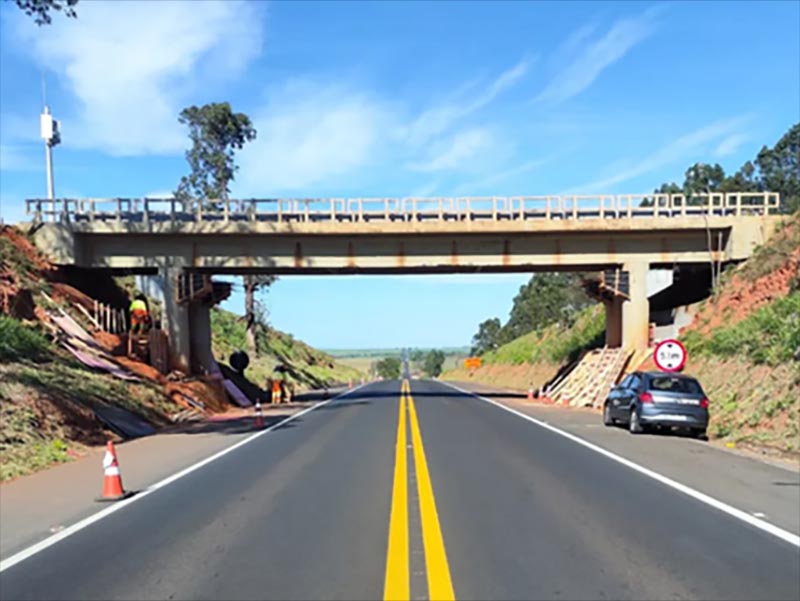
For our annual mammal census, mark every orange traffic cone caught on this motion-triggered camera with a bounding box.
[527,387,534,401]
[96,441,133,502]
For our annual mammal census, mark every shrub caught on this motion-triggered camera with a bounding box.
[0,316,50,362]
[687,293,800,365]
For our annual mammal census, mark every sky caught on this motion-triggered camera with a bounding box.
[1,0,798,349]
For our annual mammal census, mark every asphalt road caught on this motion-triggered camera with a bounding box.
[1,379,798,601]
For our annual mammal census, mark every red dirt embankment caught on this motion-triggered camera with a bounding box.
[683,216,799,336]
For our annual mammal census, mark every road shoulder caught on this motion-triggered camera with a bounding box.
[447,380,800,537]
[0,405,304,561]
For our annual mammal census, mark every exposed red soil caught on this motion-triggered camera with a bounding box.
[682,217,799,336]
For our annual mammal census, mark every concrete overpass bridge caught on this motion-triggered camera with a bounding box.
[27,192,782,373]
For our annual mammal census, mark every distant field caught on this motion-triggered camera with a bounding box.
[336,357,382,372]
[333,351,468,376]
[324,347,470,358]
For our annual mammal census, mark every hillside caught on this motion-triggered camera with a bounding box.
[1,226,209,480]
[444,213,799,457]
[210,307,364,390]
[1,226,363,481]
[443,304,605,390]
[650,212,800,456]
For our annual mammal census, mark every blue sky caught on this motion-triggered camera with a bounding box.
[1,1,798,348]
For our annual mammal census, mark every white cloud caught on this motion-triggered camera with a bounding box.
[235,83,393,194]
[409,129,493,172]
[235,57,529,193]
[536,8,660,104]
[144,190,175,199]
[714,133,747,157]
[566,116,750,193]
[15,0,264,156]
[403,59,531,146]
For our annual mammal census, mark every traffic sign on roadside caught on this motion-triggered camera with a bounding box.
[653,339,687,372]
[464,357,482,370]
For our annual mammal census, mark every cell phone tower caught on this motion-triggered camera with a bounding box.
[40,76,61,200]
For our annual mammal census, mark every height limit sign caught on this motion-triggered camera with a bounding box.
[654,339,687,372]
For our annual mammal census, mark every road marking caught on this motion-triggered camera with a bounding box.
[407,387,456,601]
[0,384,371,573]
[439,381,800,549]
[383,389,409,601]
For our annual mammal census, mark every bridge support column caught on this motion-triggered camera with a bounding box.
[160,261,192,374]
[622,261,650,351]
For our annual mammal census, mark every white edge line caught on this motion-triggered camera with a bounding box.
[439,381,800,549]
[0,383,372,572]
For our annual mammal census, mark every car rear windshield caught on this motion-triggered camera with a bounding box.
[648,376,702,394]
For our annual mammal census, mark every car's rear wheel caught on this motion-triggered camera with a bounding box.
[603,403,615,426]
[692,428,707,440]
[629,408,644,434]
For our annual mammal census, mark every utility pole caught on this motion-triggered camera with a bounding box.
[40,105,61,200]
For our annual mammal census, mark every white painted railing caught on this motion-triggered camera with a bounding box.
[26,193,780,224]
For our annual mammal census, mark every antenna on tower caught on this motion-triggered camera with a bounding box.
[40,73,60,201]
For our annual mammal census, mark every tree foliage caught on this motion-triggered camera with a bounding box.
[756,124,799,213]
[175,102,257,202]
[471,317,503,355]
[14,0,77,25]
[501,273,592,342]
[422,350,445,378]
[409,349,425,362]
[175,102,265,352]
[470,273,593,357]
[375,357,402,380]
[652,123,799,213]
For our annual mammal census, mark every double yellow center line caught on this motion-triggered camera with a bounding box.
[384,380,455,601]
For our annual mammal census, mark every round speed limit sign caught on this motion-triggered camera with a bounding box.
[654,339,687,372]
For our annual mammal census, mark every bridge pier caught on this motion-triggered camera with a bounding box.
[622,261,650,351]
[604,261,650,351]
[160,261,192,373]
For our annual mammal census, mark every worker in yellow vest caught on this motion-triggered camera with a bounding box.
[129,294,150,334]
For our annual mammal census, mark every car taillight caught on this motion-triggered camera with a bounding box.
[700,397,709,409]
[639,392,654,404]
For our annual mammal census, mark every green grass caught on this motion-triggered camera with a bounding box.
[0,438,72,481]
[210,308,364,389]
[683,292,800,365]
[0,316,50,362]
[483,304,605,365]
[737,212,799,282]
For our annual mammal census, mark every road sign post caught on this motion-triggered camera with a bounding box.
[653,339,687,372]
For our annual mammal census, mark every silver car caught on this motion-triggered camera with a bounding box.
[603,371,709,438]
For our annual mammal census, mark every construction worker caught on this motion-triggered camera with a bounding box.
[129,294,150,334]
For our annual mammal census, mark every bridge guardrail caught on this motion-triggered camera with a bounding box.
[26,193,780,224]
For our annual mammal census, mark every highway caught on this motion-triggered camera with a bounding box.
[1,379,798,601]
